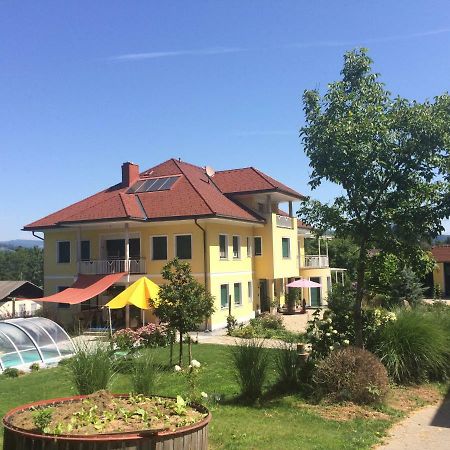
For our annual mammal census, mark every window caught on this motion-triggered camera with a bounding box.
[219,234,228,259]
[246,237,252,257]
[234,283,242,305]
[232,236,241,259]
[282,237,291,258]
[220,284,229,309]
[152,236,167,260]
[80,240,90,261]
[57,286,70,309]
[254,237,262,256]
[257,202,265,213]
[176,235,192,259]
[57,241,70,263]
[248,281,253,302]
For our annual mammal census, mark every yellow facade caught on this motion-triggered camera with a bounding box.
[42,208,337,330]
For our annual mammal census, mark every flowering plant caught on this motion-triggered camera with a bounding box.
[306,308,397,360]
[112,323,169,351]
[173,359,207,405]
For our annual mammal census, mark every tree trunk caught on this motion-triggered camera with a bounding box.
[169,331,174,366]
[188,335,192,363]
[354,242,368,348]
[179,330,183,366]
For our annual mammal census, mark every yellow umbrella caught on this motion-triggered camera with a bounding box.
[105,277,160,310]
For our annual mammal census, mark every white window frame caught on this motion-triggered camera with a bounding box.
[56,240,71,264]
[220,283,229,309]
[254,236,263,256]
[219,234,228,260]
[234,282,242,306]
[151,235,168,261]
[248,281,253,303]
[282,237,291,259]
[232,235,241,259]
[174,234,192,260]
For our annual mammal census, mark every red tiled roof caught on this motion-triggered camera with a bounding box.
[213,167,304,199]
[431,246,450,262]
[24,159,303,230]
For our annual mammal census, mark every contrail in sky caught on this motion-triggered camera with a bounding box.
[110,27,450,61]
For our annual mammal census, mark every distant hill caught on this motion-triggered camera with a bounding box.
[0,240,44,251]
[433,235,450,245]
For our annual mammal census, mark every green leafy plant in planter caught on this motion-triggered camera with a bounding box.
[33,408,53,433]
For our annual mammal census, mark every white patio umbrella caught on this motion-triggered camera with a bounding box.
[286,278,322,309]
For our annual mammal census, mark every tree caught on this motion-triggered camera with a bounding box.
[0,247,44,286]
[154,258,215,365]
[299,48,450,346]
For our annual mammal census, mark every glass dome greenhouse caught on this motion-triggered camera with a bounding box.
[0,317,74,371]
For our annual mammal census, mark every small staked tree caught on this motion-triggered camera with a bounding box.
[154,258,215,365]
[299,48,450,346]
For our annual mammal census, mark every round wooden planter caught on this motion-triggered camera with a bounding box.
[2,394,211,450]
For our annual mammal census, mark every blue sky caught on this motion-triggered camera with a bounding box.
[1,0,450,239]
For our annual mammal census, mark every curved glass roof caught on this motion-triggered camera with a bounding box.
[0,317,74,371]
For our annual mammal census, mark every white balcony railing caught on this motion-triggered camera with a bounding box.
[79,259,146,275]
[303,255,329,268]
[276,214,294,229]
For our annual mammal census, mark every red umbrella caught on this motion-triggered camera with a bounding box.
[286,279,321,288]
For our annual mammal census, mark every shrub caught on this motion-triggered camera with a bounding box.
[314,346,389,405]
[2,367,20,378]
[131,350,160,396]
[68,343,114,394]
[251,313,284,330]
[136,323,168,348]
[274,342,299,390]
[29,362,40,372]
[226,315,238,335]
[230,339,270,402]
[373,309,449,383]
[111,328,140,351]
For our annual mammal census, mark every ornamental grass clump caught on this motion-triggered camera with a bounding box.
[230,339,270,402]
[131,350,160,396]
[68,343,114,395]
[274,342,300,391]
[374,308,450,383]
[314,346,389,405]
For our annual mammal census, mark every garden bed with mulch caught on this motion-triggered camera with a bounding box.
[7,390,207,436]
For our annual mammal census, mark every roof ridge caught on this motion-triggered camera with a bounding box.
[172,159,215,215]
[215,166,253,174]
[250,167,277,189]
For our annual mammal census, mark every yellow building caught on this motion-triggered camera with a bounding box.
[430,246,450,297]
[24,158,341,331]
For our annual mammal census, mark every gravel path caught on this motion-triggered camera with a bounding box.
[377,399,450,449]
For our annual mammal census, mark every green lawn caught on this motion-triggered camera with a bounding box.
[0,344,394,449]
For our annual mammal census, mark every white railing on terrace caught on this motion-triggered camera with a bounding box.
[78,259,146,275]
[276,214,294,229]
[303,255,329,268]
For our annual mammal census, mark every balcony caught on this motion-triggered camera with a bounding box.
[303,255,329,268]
[78,258,146,275]
[276,214,294,229]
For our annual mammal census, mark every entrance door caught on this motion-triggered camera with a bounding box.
[259,279,270,312]
[310,277,321,307]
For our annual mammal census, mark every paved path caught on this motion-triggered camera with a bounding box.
[377,399,450,449]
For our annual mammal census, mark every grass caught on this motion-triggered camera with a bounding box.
[0,343,442,450]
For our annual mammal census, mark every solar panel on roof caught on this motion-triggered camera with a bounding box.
[129,176,179,193]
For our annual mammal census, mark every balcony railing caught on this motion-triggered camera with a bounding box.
[276,214,294,229]
[79,258,146,275]
[303,255,329,268]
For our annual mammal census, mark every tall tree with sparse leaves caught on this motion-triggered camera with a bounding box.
[299,48,450,346]
[154,258,215,365]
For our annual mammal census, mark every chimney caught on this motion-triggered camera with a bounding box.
[121,162,140,187]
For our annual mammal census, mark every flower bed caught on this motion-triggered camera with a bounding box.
[112,323,169,351]
[3,391,210,450]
